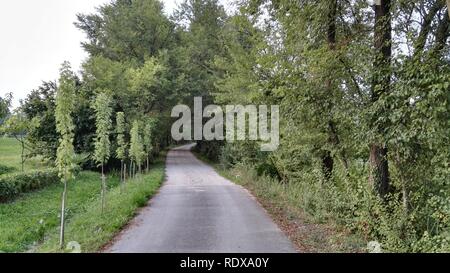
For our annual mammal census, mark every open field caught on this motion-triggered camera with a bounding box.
[0,137,48,174]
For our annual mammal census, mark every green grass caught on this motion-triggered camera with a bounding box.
[0,164,165,253]
[35,163,165,253]
[0,137,48,174]
[0,172,120,252]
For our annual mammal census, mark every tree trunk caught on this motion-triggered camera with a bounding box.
[322,150,334,180]
[146,156,149,173]
[402,177,410,213]
[59,178,68,249]
[432,12,450,56]
[369,145,390,197]
[124,163,127,182]
[21,139,25,172]
[101,164,106,213]
[414,0,445,56]
[120,160,124,183]
[129,161,132,179]
[131,161,133,178]
[327,0,337,49]
[327,2,350,175]
[369,0,391,198]
[321,0,338,180]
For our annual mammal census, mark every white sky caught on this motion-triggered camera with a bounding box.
[0,0,182,108]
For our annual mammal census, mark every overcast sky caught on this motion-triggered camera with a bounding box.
[0,0,181,108]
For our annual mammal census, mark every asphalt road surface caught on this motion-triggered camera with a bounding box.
[106,144,296,253]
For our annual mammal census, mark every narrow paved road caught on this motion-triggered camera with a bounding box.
[106,144,296,253]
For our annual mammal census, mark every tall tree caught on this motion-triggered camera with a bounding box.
[321,0,340,180]
[75,0,175,63]
[174,0,228,101]
[55,62,77,249]
[116,112,128,182]
[92,92,113,213]
[129,120,144,177]
[369,0,392,198]
[142,120,153,172]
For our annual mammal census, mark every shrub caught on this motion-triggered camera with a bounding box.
[0,165,16,176]
[0,169,59,202]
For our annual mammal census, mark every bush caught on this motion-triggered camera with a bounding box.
[0,169,59,202]
[0,164,16,175]
[195,140,224,162]
[218,142,281,180]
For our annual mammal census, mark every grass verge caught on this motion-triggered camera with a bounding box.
[35,161,165,253]
[0,171,120,252]
[193,151,365,253]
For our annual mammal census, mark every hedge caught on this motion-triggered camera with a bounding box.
[0,169,59,202]
[0,165,16,176]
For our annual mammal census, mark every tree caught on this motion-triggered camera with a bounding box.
[75,0,175,63]
[1,110,31,172]
[129,120,144,177]
[369,0,392,198]
[142,119,154,172]
[55,62,77,249]
[76,0,179,157]
[20,80,97,164]
[116,112,128,182]
[21,81,58,160]
[0,92,12,123]
[126,58,167,116]
[92,92,113,213]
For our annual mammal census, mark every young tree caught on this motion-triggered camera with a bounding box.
[129,120,144,177]
[116,112,128,182]
[55,61,77,249]
[92,92,113,213]
[142,120,153,173]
